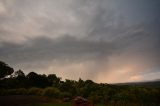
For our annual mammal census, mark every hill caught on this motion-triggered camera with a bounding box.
[115,80,160,87]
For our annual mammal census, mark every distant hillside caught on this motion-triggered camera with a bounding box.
[115,80,160,87]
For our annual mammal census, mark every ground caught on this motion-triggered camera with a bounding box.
[0,95,59,106]
[0,95,104,106]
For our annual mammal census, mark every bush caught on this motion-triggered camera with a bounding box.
[60,92,72,98]
[4,89,16,95]
[0,89,7,95]
[88,95,103,104]
[5,88,27,95]
[16,88,27,95]
[42,87,60,98]
[28,87,43,96]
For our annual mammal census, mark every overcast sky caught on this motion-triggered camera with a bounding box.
[0,0,160,83]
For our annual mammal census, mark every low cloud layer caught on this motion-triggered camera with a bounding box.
[0,0,160,83]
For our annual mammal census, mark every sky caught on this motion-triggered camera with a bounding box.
[0,0,160,83]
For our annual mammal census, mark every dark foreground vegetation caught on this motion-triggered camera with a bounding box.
[0,61,160,106]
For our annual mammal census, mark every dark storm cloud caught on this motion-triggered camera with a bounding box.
[0,36,116,64]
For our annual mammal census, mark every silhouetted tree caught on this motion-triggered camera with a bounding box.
[26,72,40,87]
[14,69,25,77]
[59,79,77,95]
[0,61,14,79]
[47,74,61,87]
[13,70,27,88]
[26,72,50,88]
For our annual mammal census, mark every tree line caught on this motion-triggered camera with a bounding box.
[0,61,160,105]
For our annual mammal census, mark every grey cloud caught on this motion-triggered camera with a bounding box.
[0,35,116,65]
[1,0,109,41]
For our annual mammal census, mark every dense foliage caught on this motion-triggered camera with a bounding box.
[0,61,160,105]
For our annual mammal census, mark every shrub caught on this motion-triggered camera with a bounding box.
[42,87,60,98]
[88,95,103,104]
[5,88,27,95]
[0,89,7,95]
[60,92,72,98]
[16,88,27,95]
[6,89,16,95]
[28,87,43,96]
